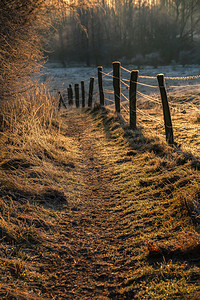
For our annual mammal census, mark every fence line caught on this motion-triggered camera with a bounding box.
[64,61,200,145]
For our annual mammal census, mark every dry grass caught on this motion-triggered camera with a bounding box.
[0,89,82,298]
[0,85,200,298]
[90,105,200,299]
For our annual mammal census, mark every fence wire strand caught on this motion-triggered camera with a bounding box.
[120,79,130,88]
[104,89,114,94]
[136,81,158,88]
[105,97,115,104]
[121,66,132,73]
[165,74,200,80]
[100,70,113,77]
[121,92,129,103]
[137,91,161,105]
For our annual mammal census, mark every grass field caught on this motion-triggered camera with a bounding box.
[90,106,200,298]
[0,72,199,298]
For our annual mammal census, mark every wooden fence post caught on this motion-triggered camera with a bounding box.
[97,66,104,106]
[113,61,121,113]
[67,88,71,105]
[129,70,139,130]
[68,84,73,105]
[75,84,79,108]
[81,81,85,108]
[58,91,67,110]
[157,74,174,145]
[88,77,94,108]
[68,88,73,106]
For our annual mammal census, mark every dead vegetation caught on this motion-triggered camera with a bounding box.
[90,106,200,299]
[0,90,83,298]
[0,102,199,298]
[0,85,200,298]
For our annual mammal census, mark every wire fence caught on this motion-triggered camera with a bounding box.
[60,61,200,145]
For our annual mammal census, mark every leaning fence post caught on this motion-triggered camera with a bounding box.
[58,91,67,110]
[97,66,104,106]
[157,74,174,145]
[75,84,79,108]
[68,84,73,105]
[81,81,85,108]
[88,77,94,108]
[113,61,121,113]
[129,70,139,130]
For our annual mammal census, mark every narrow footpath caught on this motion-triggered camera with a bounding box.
[46,109,125,299]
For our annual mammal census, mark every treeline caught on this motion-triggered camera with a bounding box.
[49,0,200,66]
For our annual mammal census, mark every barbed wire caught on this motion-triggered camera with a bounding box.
[121,86,129,90]
[102,78,113,82]
[100,70,113,77]
[99,72,114,80]
[121,65,200,80]
[120,77,158,89]
[105,97,115,103]
[137,91,161,105]
[173,125,200,136]
[166,86,200,111]
[121,66,132,73]
[168,84,200,89]
[121,103,129,114]
[121,92,129,103]
[136,81,158,88]
[165,74,200,80]
[172,123,200,131]
[104,89,114,94]
[120,79,130,88]
[139,75,157,79]
[131,107,165,127]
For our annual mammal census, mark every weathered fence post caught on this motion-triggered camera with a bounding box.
[67,88,71,106]
[157,74,174,145]
[113,61,121,113]
[129,70,139,130]
[97,66,104,106]
[75,84,79,108]
[81,81,85,108]
[58,91,67,110]
[68,84,73,106]
[88,77,94,108]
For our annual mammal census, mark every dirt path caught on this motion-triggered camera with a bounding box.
[47,110,123,299]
